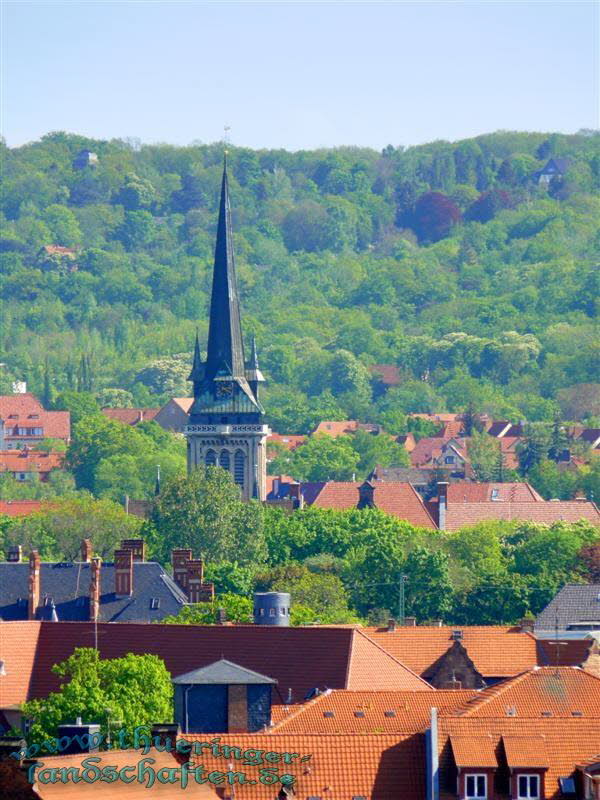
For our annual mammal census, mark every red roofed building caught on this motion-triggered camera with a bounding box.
[445,482,543,503]
[153,397,193,433]
[101,407,160,425]
[267,432,307,452]
[439,499,600,531]
[299,480,437,528]
[0,393,70,448]
[0,499,47,517]
[0,448,64,481]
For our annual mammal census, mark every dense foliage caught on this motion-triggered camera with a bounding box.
[1,130,599,434]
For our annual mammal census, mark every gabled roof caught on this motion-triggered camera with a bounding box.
[167,397,193,412]
[446,482,543,503]
[312,420,358,437]
[185,733,426,800]
[0,561,187,623]
[0,449,64,473]
[173,658,277,685]
[270,689,477,734]
[6,622,430,705]
[537,638,595,667]
[369,364,402,386]
[300,482,437,528]
[101,407,159,425]
[450,734,497,767]
[0,620,41,706]
[535,584,600,632]
[363,626,538,678]
[443,500,600,531]
[0,394,70,439]
[439,717,600,799]
[267,432,307,451]
[371,466,435,484]
[450,666,600,718]
[579,428,600,448]
[0,499,48,517]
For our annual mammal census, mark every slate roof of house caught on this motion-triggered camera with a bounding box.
[186,733,426,800]
[449,666,600,718]
[438,718,600,799]
[173,658,277,685]
[0,449,64,474]
[0,561,187,623]
[1,622,431,706]
[0,499,48,516]
[101,407,159,425]
[300,482,437,527]
[363,626,538,679]
[445,482,543,503]
[0,394,70,440]
[270,689,477,734]
[442,500,600,531]
[579,428,600,448]
[535,584,600,632]
[370,466,436,484]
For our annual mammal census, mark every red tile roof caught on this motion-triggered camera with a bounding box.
[170,397,194,412]
[0,620,41,706]
[446,482,543,503]
[0,449,64,475]
[101,407,159,425]
[439,717,600,799]
[301,482,437,528]
[449,734,498,767]
[267,433,307,451]
[537,638,595,667]
[9,622,429,704]
[502,734,549,767]
[0,499,47,517]
[270,689,477,734]
[42,245,77,258]
[369,365,402,386]
[0,394,70,440]
[363,626,538,679]
[185,733,426,800]
[451,666,600,718]
[312,420,358,437]
[443,500,600,530]
[497,436,522,469]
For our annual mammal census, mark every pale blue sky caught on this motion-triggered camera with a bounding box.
[2,1,598,150]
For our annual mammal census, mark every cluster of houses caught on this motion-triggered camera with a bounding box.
[1,540,600,799]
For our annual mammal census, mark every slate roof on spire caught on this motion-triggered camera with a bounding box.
[205,157,246,381]
[187,331,203,383]
[246,335,265,384]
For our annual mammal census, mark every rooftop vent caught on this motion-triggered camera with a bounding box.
[451,630,463,641]
[354,711,365,718]
[384,710,396,718]
[323,711,334,718]
[541,710,553,717]
[571,710,583,717]
[506,706,517,717]
[150,598,160,610]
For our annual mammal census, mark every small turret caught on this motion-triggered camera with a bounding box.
[246,336,265,401]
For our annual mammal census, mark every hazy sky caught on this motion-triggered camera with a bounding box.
[2,1,598,151]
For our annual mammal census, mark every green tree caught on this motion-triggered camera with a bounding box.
[162,594,253,624]
[351,429,409,476]
[145,467,267,566]
[21,648,172,748]
[517,424,551,475]
[287,434,360,481]
[468,431,502,482]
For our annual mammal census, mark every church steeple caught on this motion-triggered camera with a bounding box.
[188,330,203,390]
[205,156,245,381]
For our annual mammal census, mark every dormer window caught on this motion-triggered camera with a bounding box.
[517,775,540,799]
[465,774,487,799]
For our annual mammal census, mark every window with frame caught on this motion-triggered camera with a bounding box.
[517,775,540,799]
[465,774,487,799]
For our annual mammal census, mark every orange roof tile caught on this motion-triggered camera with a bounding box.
[443,500,600,530]
[0,449,64,474]
[439,718,600,799]
[450,734,498,767]
[171,398,194,412]
[369,365,402,386]
[0,620,41,706]
[267,433,307,451]
[0,394,70,440]
[537,638,595,667]
[312,420,358,437]
[451,666,600,718]
[0,499,48,517]
[185,733,426,800]
[363,626,538,678]
[101,407,159,425]
[502,734,549,768]
[271,689,477,734]
[302,482,437,528]
[446,482,543,503]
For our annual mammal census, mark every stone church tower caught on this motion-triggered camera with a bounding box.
[185,159,269,501]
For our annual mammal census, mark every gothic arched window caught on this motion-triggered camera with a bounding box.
[219,449,230,471]
[234,449,245,489]
[205,449,216,467]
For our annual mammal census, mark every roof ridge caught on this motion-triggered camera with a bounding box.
[354,628,433,689]
[453,669,533,716]
[270,692,328,731]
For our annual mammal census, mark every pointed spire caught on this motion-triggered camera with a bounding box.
[246,335,265,397]
[187,330,203,383]
[205,156,245,380]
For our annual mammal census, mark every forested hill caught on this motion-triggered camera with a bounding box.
[1,130,599,433]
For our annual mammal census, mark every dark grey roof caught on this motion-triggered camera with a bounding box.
[173,658,277,685]
[371,466,436,484]
[535,584,600,632]
[0,561,187,623]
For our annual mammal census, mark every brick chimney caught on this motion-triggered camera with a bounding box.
[89,557,101,621]
[518,617,535,633]
[114,548,133,597]
[7,544,22,562]
[28,550,41,620]
[172,548,193,591]
[404,616,417,627]
[387,618,396,632]
[437,482,449,530]
[80,539,92,563]
[357,481,376,509]
[187,559,215,603]
[120,538,146,562]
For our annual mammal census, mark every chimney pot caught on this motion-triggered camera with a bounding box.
[172,548,193,591]
[7,544,22,562]
[81,538,92,563]
[90,557,101,621]
[114,548,133,597]
[187,559,215,603]
[28,550,41,619]
[404,616,417,627]
[387,618,396,632]
[120,538,146,562]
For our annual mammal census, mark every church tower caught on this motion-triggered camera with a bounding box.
[185,158,269,501]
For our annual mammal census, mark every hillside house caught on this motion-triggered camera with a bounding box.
[0,393,70,449]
